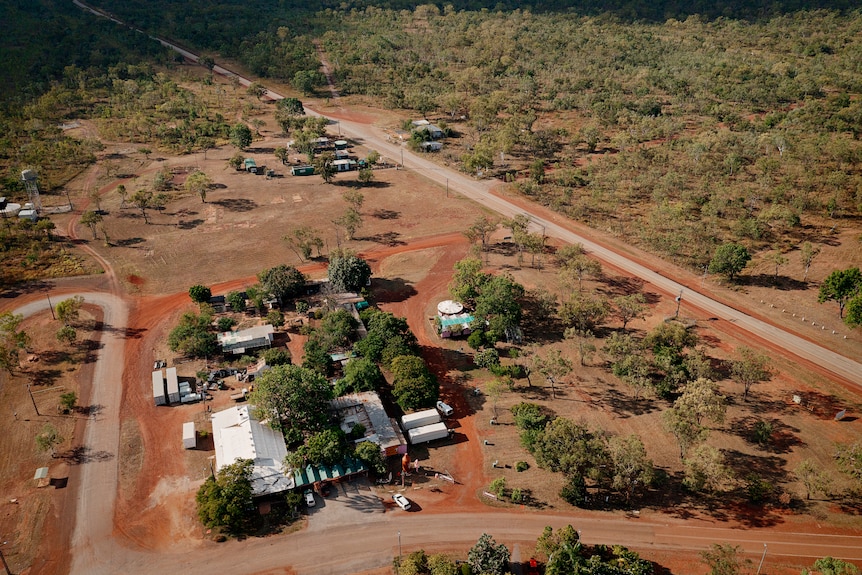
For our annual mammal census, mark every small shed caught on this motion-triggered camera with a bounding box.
[426,125,445,139]
[420,141,442,152]
[183,422,196,449]
[34,466,50,488]
[334,140,349,150]
[335,150,349,160]
[291,165,315,176]
[244,158,258,173]
[333,159,355,172]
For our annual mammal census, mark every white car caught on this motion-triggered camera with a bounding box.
[392,493,411,510]
[436,400,454,417]
[304,490,316,507]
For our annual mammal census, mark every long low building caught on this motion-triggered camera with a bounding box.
[218,324,275,355]
[211,404,294,497]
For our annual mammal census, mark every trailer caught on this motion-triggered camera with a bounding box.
[401,408,441,431]
[244,158,258,173]
[166,367,180,404]
[291,165,314,176]
[407,422,450,444]
[182,422,196,449]
[152,370,166,406]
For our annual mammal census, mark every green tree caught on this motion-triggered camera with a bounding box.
[354,440,387,475]
[315,151,337,184]
[342,190,364,211]
[427,554,458,575]
[835,442,862,482]
[532,349,572,399]
[353,311,418,367]
[80,210,102,239]
[184,170,212,203]
[131,189,153,224]
[818,268,862,318]
[258,264,306,304]
[56,325,77,346]
[198,55,215,70]
[35,424,63,458]
[559,291,610,333]
[246,82,267,100]
[228,153,245,170]
[55,295,84,326]
[536,525,583,575]
[328,251,372,293]
[249,364,332,439]
[448,258,490,307]
[673,378,726,427]
[608,434,654,503]
[229,123,253,150]
[560,253,602,292]
[284,226,324,261]
[0,312,30,374]
[167,311,218,358]
[809,557,860,575]
[489,476,507,497]
[59,391,78,414]
[358,167,374,185]
[262,348,292,366]
[731,346,771,401]
[293,70,319,95]
[708,243,751,281]
[391,355,437,411]
[663,403,708,460]
[683,445,732,492]
[845,294,862,328]
[313,308,359,352]
[337,357,384,394]
[266,309,285,329]
[227,291,246,312]
[473,274,525,341]
[511,402,548,431]
[196,458,253,534]
[701,544,751,575]
[801,241,821,282]
[468,533,510,575]
[474,347,500,369]
[217,317,236,332]
[274,146,289,164]
[334,207,362,241]
[531,418,609,480]
[613,293,647,330]
[290,427,348,467]
[188,285,212,306]
[276,97,304,116]
[464,216,498,252]
[795,459,833,500]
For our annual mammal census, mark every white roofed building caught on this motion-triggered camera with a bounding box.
[218,324,275,355]
[211,404,293,497]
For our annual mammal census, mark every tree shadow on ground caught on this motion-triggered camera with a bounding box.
[39,349,72,366]
[600,387,660,418]
[723,449,788,485]
[113,237,146,248]
[178,219,205,230]
[732,415,804,454]
[78,404,104,417]
[372,209,400,220]
[213,198,257,212]
[60,446,115,465]
[0,279,53,299]
[337,180,391,189]
[371,277,417,303]
[741,274,809,291]
[364,231,405,246]
[32,369,63,387]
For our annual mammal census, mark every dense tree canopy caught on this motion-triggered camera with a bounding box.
[390,354,438,411]
[327,252,372,293]
[818,268,862,319]
[196,458,253,534]
[257,265,306,304]
[167,311,218,358]
[249,364,332,441]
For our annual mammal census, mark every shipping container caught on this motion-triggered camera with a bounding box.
[407,422,450,444]
[401,408,441,431]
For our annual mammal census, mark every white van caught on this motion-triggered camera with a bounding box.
[436,400,454,417]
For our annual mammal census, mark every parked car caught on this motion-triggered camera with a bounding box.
[436,400,454,417]
[304,490,316,507]
[392,493,411,510]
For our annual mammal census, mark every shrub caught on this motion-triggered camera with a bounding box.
[751,420,774,446]
[489,477,506,498]
[510,488,523,503]
[746,474,773,503]
[217,317,236,332]
[295,300,309,314]
[467,330,487,350]
[516,461,529,472]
